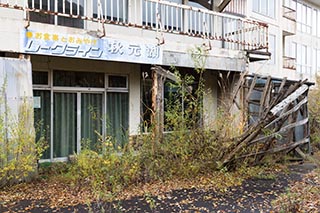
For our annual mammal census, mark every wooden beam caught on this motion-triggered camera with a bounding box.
[248,117,309,145]
[245,74,257,103]
[229,71,248,112]
[151,66,178,82]
[265,96,308,128]
[237,138,310,159]
[218,0,232,11]
[270,84,309,115]
[259,76,272,116]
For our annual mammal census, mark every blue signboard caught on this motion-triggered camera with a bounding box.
[21,30,162,64]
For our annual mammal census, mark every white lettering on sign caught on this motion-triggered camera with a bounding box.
[22,30,162,64]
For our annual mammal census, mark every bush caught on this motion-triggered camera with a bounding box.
[0,94,47,188]
[68,137,140,200]
[67,49,243,199]
[308,77,320,152]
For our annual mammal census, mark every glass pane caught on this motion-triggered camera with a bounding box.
[297,3,302,23]
[291,42,297,58]
[302,45,307,65]
[108,75,127,88]
[268,0,275,18]
[261,0,267,15]
[253,0,259,12]
[34,90,51,159]
[32,71,48,85]
[268,34,276,64]
[53,71,104,87]
[81,93,103,152]
[57,0,84,28]
[313,10,317,36]
[53,93,77,157]
[28,0,55,24]
[141,79,152,133]
[107,92,129,148]
[93,0,128,22]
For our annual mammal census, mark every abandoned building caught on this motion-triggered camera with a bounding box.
[0,0,319,162]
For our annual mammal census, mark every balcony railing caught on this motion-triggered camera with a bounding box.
[282,5,296,22]
[1,0,268,51]
[283,56,296,70]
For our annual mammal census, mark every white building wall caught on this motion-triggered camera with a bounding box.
[203,71,218,127]
[246,0,320,83]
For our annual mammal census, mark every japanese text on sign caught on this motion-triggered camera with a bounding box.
[22,30,162,64]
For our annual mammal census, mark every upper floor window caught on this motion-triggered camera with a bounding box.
[253,0,275,18]
[297,2,312,34]
[28,0,84,28]
[313,9,317,36]
[93,0,128,23]
[294,42,312,75]
[268,34,276,64]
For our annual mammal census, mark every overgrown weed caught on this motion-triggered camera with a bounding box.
[0,81,47,188]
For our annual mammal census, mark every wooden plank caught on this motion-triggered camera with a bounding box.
[249,117,309,145]
[265,96,308,128]
[218,0,232,11]
[245,74,257,102]
[248,100,261,104]
[259,76,271,116]
[295,147,307,159]
[151,66,178,82]
[277,77,287,94]
[229,71,248,112]
[237,138,310,159]
[234,99,241,110]
[270,84,309,115]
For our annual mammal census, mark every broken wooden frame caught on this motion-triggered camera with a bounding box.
[220,72,312,167]
[148,66,312,168]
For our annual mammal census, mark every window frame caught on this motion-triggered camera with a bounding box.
[252,0,276,19]
[106,74,129,91]
[32,70,50,88]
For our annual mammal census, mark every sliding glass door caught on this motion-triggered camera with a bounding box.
[34,70,130,160]
[33,90,51,159]
[53,92,77,158]
[107,92,129,148]
[81,93,103,151]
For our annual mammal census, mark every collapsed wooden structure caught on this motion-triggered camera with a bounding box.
[150,65,312,168]
[220,73,311,167]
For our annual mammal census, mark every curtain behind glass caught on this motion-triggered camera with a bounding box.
[81,93,103,151]
[53,93,77,157]
[107,92,129,148]
[34,90,51,159]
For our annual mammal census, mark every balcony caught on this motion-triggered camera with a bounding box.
[282,4,296,36]
[283,56,296,70]
[0,0,269,68]
[0,0,266,50]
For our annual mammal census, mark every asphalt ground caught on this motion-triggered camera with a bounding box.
[0,162,317,213]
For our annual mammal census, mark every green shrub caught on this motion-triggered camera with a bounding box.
[309,78,320,152]
[67,47,243,199]
[68,137,140,200]
[0,94,47,188]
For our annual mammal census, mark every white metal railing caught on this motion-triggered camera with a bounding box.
[283,4,296,22]
[141,0,268,51]
[283,56,296,70]
[0,0,268,51]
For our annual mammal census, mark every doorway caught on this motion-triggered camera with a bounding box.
[53,92,103,158]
